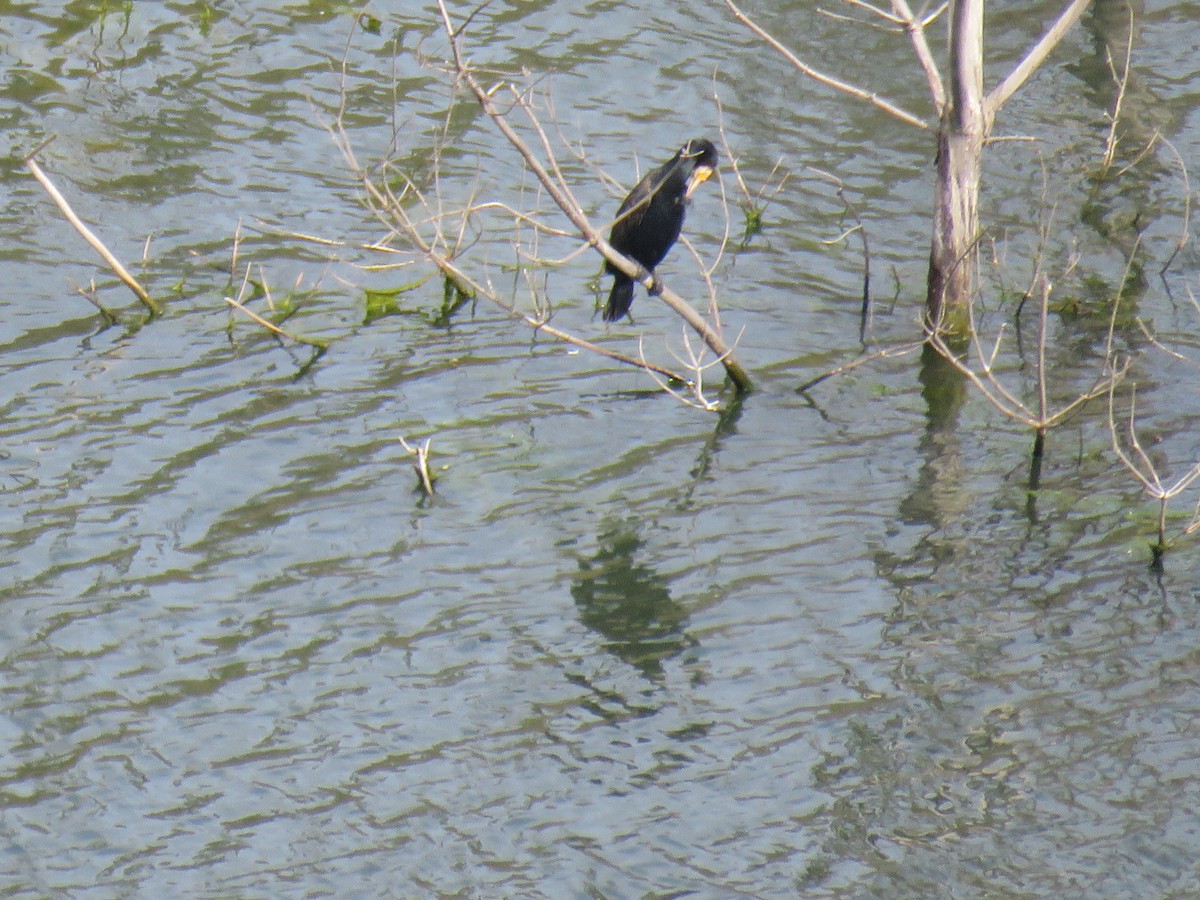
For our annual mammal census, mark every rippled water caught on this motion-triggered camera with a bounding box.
[3,1,1200,896]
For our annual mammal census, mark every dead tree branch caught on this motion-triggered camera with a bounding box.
[985,0,1094,122]
[437,0,752,393]
[891,0,946,114]
[928,277,1123,436]
[1107,378,1200,560]
[335,137,693,388]
[723,0,931,130]
[327,23,704,390]
[399,436,437,498]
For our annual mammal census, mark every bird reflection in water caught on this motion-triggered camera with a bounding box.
[571,524,693,678]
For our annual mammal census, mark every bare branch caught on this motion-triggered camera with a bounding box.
[437,0,752,392]
[1107,379,1158,494]
[920,2,950,28]
[1158,134,1191,275]
[985,0,1094,122]
[1135,317,1194,366]
[224,294,328,350]
[724,0,931,131]
[928,269,1123,434]
[841,0,905,25]
[796,340,922,393]
[891,0,946,115]
[809,166,872,340]
[639,333,723,412]
[338,124,693,385]
[1098,4,1135,176]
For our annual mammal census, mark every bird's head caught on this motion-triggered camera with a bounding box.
[682,138,719,199]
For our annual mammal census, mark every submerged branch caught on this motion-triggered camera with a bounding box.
[224,294,328,351]
[399,436,437,498]
[796,340,923,393]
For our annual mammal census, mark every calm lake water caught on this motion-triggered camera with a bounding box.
[3,1,1200,896]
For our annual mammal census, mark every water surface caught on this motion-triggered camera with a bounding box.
[3,1,1200,896]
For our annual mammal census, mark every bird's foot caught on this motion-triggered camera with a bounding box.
[647,273,664,296]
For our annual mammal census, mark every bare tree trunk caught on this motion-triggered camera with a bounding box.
[728,0,1094,333]
[927,0,986,333]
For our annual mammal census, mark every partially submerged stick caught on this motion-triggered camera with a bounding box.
[224,295,328,350]
[399,436,437,498]
[25,141,159,315]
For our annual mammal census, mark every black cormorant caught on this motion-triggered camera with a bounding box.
[603,138,718,322]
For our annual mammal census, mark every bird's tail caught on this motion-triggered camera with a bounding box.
[603,277,635,322]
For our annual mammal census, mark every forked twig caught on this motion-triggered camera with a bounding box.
[928,274,1124,453]
[1107,377,1200,557]
[399,436,437,498]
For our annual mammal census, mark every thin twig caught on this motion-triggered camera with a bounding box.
[929,268,1123,432]
[796,340,922,393]
[1157,134,1191,275]
[336,125,693,386]
[840,0,905,25]
[891,0,946,115]
[724,0,931,131]
[1098,4,1135,176]
[810,166,871,340]
[224,294,328,350]
[71,279,119,326]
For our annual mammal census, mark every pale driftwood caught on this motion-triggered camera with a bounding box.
[25,147,159,314]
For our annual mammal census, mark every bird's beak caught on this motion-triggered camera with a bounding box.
[685,164,715,199]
